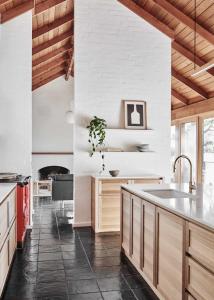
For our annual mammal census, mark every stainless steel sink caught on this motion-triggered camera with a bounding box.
[144,189,195,199]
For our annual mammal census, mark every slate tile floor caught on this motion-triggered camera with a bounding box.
[2,198,159,300]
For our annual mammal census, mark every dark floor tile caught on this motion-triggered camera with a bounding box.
[39,245,61,253]
[3,283,36,299]
[67,279,99,294]
[38,260,64,271]
[36,281,68,297]
[124,275,149,289]
[93,266,121,278]
[39,233,59,240]
[65,267,95,280]
[62,251,85,260]
[132,288,159,300]
[61,244,82,252]
[40,228,58,234]
[97,276,130,292]
[37,269,66,283]
[38,252,62,261]
[91,256,121,267]
[68,293,102,300]
[63,259,89,269]
[120,265,138,276]
[36,296,68,300]
[39,239,60,246]
[102,291,136,300]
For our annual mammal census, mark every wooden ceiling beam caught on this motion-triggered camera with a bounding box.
[33,70,65,91]
[34,0,66,15]
[172,68,209,99]
[65,52,74,80]
[33,31,72,55]
[117,0,174,39]
[172,97,214,120]
[33,65,65,85]
[172,41,214,77]
[172,89,189,105]
[33,43,72,67]
[0,0,34,24]
[33,56,69,78]
[153,0,214,45]
[33,14,73,39]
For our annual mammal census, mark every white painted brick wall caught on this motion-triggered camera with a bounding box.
[74,0,171,225]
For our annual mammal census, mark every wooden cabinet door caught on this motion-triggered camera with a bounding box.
[141,200,155,284]
[0,199,8,247]
[121,190,131,254]
[131,195,141,267]
[156,208,184,300]
[99,194,120,231]
[9,221,16,265]
[0,238,9,297]
[8,189,16,226]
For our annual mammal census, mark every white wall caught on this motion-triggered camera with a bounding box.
[0,12,32,175]
[33,76,74,152]
[32,76,74,179]
[74,0,171,226]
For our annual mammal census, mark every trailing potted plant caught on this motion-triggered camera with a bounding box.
[87,116,107,172]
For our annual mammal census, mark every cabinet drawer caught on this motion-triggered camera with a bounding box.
[99,180,128,195]
[187,222,214,272]
[187,257,214,300]
[0,200,8,246]
[0,238,9,296]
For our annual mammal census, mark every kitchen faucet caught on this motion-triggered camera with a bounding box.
[173,155,196,192]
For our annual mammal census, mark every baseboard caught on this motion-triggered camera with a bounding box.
[73,221,91,228]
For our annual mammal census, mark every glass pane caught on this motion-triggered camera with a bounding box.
[203,118,214,186]
[171,125,178,182]
[180,122,197,184]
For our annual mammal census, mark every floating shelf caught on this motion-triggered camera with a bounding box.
[106,128,153,131]
[94,151,155,153]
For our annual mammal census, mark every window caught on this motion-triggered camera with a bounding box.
[180,122,197,184]
[171,113,214,185]
[202,118,214,186]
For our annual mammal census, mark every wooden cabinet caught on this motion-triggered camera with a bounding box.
[121,190,131,254]
[91,176,162,233]
[187,222,214,272]
[187,257,214,300]
[120,187,214,300]
[0,237,9,296]
[156,208,184,300]
[131,195,141,267]
[0,187,17,298]
[141,200,155,284]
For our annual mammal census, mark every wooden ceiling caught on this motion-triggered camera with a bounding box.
[118,0,214,112]
[0,0,213,109]
[0,0,74,90]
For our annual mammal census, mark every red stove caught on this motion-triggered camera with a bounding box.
[0,174,31,248]
[16,178,31,248]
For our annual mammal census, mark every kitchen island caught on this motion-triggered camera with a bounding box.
[121,183,214,300]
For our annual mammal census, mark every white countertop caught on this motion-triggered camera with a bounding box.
[92,174,163,180]
[0,183,16,205]
[122,183,214,231]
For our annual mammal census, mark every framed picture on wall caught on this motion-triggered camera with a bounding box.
[124,100,147,129]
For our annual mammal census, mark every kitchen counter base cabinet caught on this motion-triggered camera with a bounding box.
[92,176,162,233]
[121,188,214,300]
[0,187,17,298]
